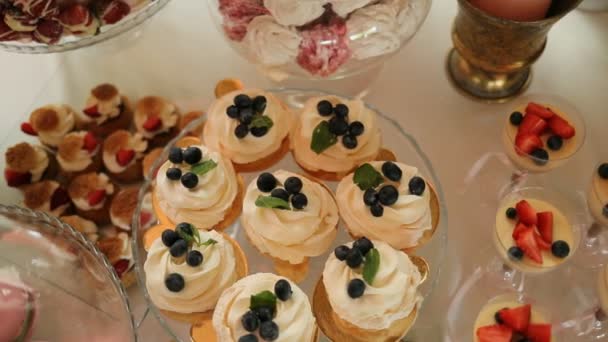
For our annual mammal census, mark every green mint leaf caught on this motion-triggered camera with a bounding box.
[310,121,337,154]
[191,160,217,176]
[353,163,384,191]
[363,248,380,285]
[255,195,291,210]
[200,238,218,246]
[249,115,274,130]
[250,290,277,312]
[192,227,201,245]
[176,228,195,244]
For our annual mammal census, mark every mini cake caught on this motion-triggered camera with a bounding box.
[153,143,244,230]
[110,187,155,231]
[291,96,381,180]
[241,170,338,282]
[203,89,293,172]
[56,131,102,180]
[58,3,100,38]
[178,110,205,137]
[21,104,77,148]
[22,180,71,217]
[588,163,608,227]
[314,238,424,342]
[97,231,136,288]
[4,142,57,188]
[211,273,317,342]
[336,161,440,251]
[60,215,99,242]
[80,84,133,137]
[67,172,115,225]
[134,96,179,148]
[102,130,148,183]
[142,147,163,180]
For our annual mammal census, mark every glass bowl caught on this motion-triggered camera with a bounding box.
[132,88,448,341]
[205,0,432,81]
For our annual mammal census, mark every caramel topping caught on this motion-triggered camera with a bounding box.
[31,107,59,132]
[60,215,97,234]
[136,96,166,117]
[91,83,119,101]
[68,172,102,199]
[110,187,138,221]
[23,180,54,209]
[97,237,122,262]
[58,134,84,161]
[5,142,37,172]
[103,129,130,154]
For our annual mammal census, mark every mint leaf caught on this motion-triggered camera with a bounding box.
[310,121,337,154]
[200,238,218,246]
[250,115,274,130]
[250,290,277,312]
[191,160,217,176]
[255,195,291,210]
[192,227,201,245]
[176,228,195,244]
[363,248,380,285]
[353,163,384,191]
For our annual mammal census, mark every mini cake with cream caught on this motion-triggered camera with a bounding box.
[134,96,179,148]
[102,130,148,183]
[110,187,155,231]
[60,215,99,242]
[22,180,71,216]
[21,104,77,147]
[4,142,56,188]
[80,83,133,137]
[588,163,608,227]
[56,131,102,180]
[58,4,100,38]
[97,231,136,287]
[67,172,115,225]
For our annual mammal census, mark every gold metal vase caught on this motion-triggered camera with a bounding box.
[447,0,583,102]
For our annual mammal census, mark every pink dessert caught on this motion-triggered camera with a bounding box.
[219,0,268,41]
[0,274,35,341]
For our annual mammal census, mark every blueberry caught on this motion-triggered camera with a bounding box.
[274,279,292,301]
[604,204,608,218]
[241,311,260,332]
[599,163,608,179]
[370,203,384,217]
[334,245,350,261]
[509,111,523,126]
[254,307,274,322]
[259,321,279,341]
[257,173,277,192]
[226,105,240,119]
[494,311,504,324]
[530,148,549,166]
[347,279,365,298]
[353,237,374,256]
[547,135,563,151]
[291,193,308,210]
[181,172,199,189]
[381,161,402,182]
[166,167,182,180]
[363,188,378,206]
[238,334,258,342]
[349,121,364,136]
[183,147,202,165]
[551,240,570,258]
[506,207,517,219]
[239,107,254,124]
[508,246,524,260]
[328,117,349,136]
[334,104,349,119]
[251,126,269,137]
[186,250,203,267]
[168,147,183,164]
[270,188,289,201]
[378,185,399,206]
[345,248,363,268]
[235,123,249,139]
[161,229,179,247]
[234,94,252,108]
[408,176,426,196]
[317,100,333,116]
[170,239,188,258]
[165,273,184,292]
[253,95,267,113]
[176,222,193,236]
[284,177,303,194]
[342,134,358,149]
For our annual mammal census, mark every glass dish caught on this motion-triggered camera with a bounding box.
[132,88,449,341]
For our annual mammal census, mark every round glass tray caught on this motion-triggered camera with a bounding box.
[132,88,448,341]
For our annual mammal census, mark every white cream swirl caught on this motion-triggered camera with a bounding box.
[134,97,179,139]
[103,133,147,173]
[57,131,97,172]
[244,15,302,67]
[84,90,122,125]
[203,89,294,165]
[30,145,49,182]
[32,105,76,147]
[322,239,421,330]
[291,96,381,174]
[213,273,317,342]
[330,0,376,17]
[72,173,115,211]
[336,162,432,250]
[382,0,428,41]
[155,145,239,229]
[145,230,238,314]
[263,0,325,26]
[347,3,400,60]
[241,170,338,264]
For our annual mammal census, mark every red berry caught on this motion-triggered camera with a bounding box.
[548,115,575,139]
[82,132,98,153]
[142,116,162,132]
[4,169,32,187]
[516,226,543,264]
[50,187,70,210]
[139,211,153,227]
[525,102,554,119]
[516,200,538,226]
[34,19,63,45]
[58,3,90,27]
[116,149,135,166]
[83,104,100,118]
[537,211,553,243]
[87,189,106,206]
[476,324,513,342]
[21,122,37,136]
[497,305,531,333]
[514,134,543,156]
[534,228,551,251]
[99,0,130,25]
[526,323,551,342]
[512,222,528,241]
[113,259,130,278]
[518,114,547,136]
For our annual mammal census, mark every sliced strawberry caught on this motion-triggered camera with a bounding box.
[518,114,547,136]
[512,222,528,240]
[58,3,89,26]
[537,211,553,243]
[4,169,32,187]
[113,259,130,278]
[87,189,106,206]
[516,200,538,226]
[525,102,554,120]
[514,134,543,156]
[142,116,161,132]
[534,229,551,251]
[497,304,531,333]
[116,149,135,166]
[526,323,551,342]
[139,211,152,227]
[100,0,131,25]
[548,115,575,139]
[21,122,37,136]
[82,132,98,153]
[476,324,513,342]
[50,187,70,210]
[516,227,543,264]
[83,104,100,118]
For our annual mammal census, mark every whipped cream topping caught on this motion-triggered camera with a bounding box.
[4,13,37,32]
[31,105,76,147]
[244,15,302,67]
[29,145,49,182]
[103,133,147,174]
[83,87,123,125]
[134,97,179,139]
[336,161,432,250]
[155,144,239,229]
[213,273,317,342]
[203,89,294,165]
[62,10,99,37]
[323,239,422,330]
[384,0,428,41]
[72,173,115,211]
[347,3,401,60]
[117,232,133,268]
[330,0,376,17]
[145,230,238,314]
[263,0,325,26]
[57,131,97,172]
[242,170,338,264]
[291,96,381,174]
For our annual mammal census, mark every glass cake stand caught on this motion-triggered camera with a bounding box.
[132,88,449,341]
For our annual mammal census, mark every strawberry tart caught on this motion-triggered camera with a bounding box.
[102,129,147,183]
[21,104,78,148]
[134,96,179,148]
[4,142,57,188]
[56,131,102,181]
[22,180,71,216]
[80,83,133,137]
[67,172,115,225]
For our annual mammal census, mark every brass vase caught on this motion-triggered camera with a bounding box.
[447,0,583,102]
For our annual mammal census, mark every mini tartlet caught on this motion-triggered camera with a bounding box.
[80,84,133,137]
[4,142,57,188]
[22,180,71,216]
[291,96,382,180]
[203,89,293,172]
[21,104,78,148]
[134,96,179,148]
[241,170,338,282]
[60,215,99,242]
[97,231,136,288]
[102,130,148,184]
[336,161,440,251]
[56,131,102,180]
[110,187,155,231]
[67,172,115,225]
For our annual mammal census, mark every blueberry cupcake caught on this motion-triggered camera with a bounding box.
[336,161,441,251]
[67,172,115,225]
[4,142,57,188]
[203,89,294,172]
[80,84,133,137]
[102,130,148,184]
[22,180,71,217]
[96,231,136,288]
[291,96,382,181]
[60,215,99,242]
[134,96,179,148]
[110,187,156,232]
[21,104,78,148]
[56,131,102,181]
[241,170,339,283]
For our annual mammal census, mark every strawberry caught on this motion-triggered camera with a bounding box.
[516,227,543,264]
[20,122,37,136]
[548,115,575,139]
[534,229,551,251]
[142,116,161,132]
[512,222,528,240]
[58,3,89,26]
[50,187,70,210]
[526,323,551,342]
[497,304,531,333]
[87,189,106,206]
[140,211,152,227]
[516,200,538,226]
[518,114,547,136]
[116,149,135,166]
[537,211,553,243]
[514,134,543,156]
[83,104,100,118]
[4,169,32,187]
[476,324,513,342]
[525,102,554,119]
[99,0,130,25]
[82,132,98,153]
[113,259,130,278]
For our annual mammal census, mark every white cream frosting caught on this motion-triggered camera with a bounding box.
[330,0,376,17]
[383,0,427,41]
[32,105,76,147]
[347,3,400,60]
[117,232,133,268]
[145,230,238,314]
[83,89,122,124]
[244,15,302,67]
[203,89,294,165]
[103,133,147,174]
[263,0,326,26]
[241,170,338,264]
[30,145,49,182]
[213,273,317,342]
[322,239,421,330]
[57,131,97,172]
[291,96,381,174]
[134,98,178,139]
[72,173,115,211]
[4,14,36,32]
[62,11,100,37]
[336,161,432,250]
[155,144,239,229]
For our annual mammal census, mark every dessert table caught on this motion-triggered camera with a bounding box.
[0,0,606,340]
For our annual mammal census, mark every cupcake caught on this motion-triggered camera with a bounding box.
[142,147,163,180]
[4,142,57,188]
[110,187,156,231]
[134,96,179,148]
[241,170,338,282]
[291,96,381,180]
[21,104,77,148]
[22,180,71,217]
[152,142,244,230]
[336,161,441,251]
[314,238,425,342]
[56,131,102,181]
[96,231,136,288]
[60,215,99,242]
[80,84,133,137]
[211,273,318,342]
[178,110,205,137]
[203,89,293,172]
[102,130,148,184]
[67,172,115,225]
